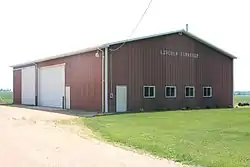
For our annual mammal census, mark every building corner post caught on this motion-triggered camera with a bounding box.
[104,47,109,113]
[101,50,104,113]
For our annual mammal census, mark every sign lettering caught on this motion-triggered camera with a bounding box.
[160,48,199,58]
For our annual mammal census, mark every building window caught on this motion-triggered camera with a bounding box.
[143,86,155,98]
[203,86,212,97]
[185,86,195,97]
[165,86,176,98]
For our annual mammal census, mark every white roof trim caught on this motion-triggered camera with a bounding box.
[10,44,109,68]
[11,29,236,68]
[182,31,236,59]
[106,29,183,46]
[106,29,236,59]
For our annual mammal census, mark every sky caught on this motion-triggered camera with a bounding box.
[0,0,249,90]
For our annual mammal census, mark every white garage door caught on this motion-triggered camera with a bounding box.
[38,64,65,108]
[21,66,36,105]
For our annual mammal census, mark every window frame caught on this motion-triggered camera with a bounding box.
[143,86,155,98]
[185,86,195,98]
[165,86,177,98]
[203,86,212,98]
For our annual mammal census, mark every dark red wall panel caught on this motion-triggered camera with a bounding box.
[13,69,22,104]
[37,51,102,111]
[108,33,234,112]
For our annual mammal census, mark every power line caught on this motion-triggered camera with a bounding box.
[109,0,153,52]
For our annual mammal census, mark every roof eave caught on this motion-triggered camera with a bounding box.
[182,31,237,59]
[11,29,237,69]
[107,29,184,47]
[10,44,109,68]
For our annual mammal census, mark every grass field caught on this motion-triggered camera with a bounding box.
[0,91,13,104]
[79,108,250,167]
[1,92,250,166]
[234,95,250,105]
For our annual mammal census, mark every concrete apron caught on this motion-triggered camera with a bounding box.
[9,104,98,117]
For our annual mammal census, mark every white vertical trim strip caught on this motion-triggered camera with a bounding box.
[63,64,66,109]
[104,47,109,113]
[37,67,40,106]
[34,63,38,106]
[65,86,71,109]
[101,50,104,113]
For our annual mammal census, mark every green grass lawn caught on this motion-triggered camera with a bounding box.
[234,95,250,105]
[79,108,250,167]
[0,91,13,104]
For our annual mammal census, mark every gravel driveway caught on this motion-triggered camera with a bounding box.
[0,105,186,167]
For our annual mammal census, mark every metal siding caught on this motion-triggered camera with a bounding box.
[195,40,233,108]
[109,33,233,112]
[13,70,22,104]
[37,51,102,111]
[21,66,36,105]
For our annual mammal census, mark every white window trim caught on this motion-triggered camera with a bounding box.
[143,86,155,98]
[203,86,212,97]
[165,86,176,98]
[185,86,195,98]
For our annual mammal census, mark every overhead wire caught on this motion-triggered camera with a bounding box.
[109,0,153,52]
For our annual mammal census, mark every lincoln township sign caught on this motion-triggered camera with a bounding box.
[160,48,199,58]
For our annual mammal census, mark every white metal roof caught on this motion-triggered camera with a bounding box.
[10,44,109,68]
[11,29,236,68]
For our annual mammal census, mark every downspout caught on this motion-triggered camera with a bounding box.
[104,47,109,113]
[97,48,105,113]
[101,49,105,113]
[109,52,113,112]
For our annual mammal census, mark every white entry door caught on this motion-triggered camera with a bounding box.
[116,85,127,112]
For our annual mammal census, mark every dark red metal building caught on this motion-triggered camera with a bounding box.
[12,30,236,113]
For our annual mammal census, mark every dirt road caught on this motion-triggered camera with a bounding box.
[0,105,185,167]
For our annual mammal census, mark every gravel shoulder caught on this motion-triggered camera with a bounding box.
[0,105,187,167]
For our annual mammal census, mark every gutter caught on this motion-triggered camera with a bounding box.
[96,48,105,114]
